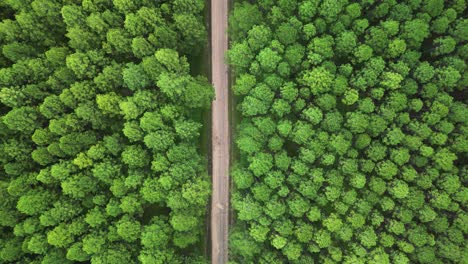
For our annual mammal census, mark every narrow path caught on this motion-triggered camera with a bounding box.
[210,0,229,263]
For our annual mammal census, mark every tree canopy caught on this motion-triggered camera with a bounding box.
[228,0,467,263]
[0,0,212,263]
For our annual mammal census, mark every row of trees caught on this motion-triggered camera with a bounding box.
[228,0,467,263]
[0,0,212,263]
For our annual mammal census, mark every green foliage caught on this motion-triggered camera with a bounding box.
[0,0,211,263]
[229,0,467,262]
[122,63,150,91]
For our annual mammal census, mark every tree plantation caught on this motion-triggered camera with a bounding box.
[0,0,467,263]
[0,0,212,263]
[228,0,466,263]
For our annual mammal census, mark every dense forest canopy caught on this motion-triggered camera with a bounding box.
[228,0,467,263]
[0,0,212,263]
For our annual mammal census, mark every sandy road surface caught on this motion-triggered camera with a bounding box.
[211,0,229,263]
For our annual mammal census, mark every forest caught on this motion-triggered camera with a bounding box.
[0,0,467,263]
[228,0,467,263]
[0,0,212,263]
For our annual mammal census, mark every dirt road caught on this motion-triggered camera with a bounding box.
[211,0,229,263]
